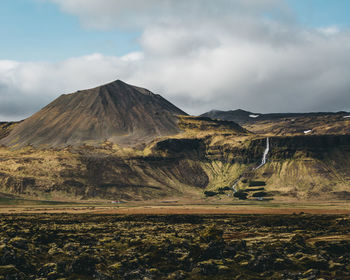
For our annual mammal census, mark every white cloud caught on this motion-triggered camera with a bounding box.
[0,54,138,120]
[1,0,350,121]
[46,0,288,29]
[121,52,144,62]
[317,26,340,36]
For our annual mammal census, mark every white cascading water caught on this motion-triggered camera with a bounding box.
[231,180,239,193]
[231,137,270,195]
[255,137,269,170]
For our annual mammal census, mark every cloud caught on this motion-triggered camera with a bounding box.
[0,53,139,120]
[132,24,350,114]
[46,0,289,29]
[1,0,350,120]
[317,26,340,36]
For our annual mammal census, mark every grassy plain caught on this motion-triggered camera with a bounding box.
[1,197,350,215]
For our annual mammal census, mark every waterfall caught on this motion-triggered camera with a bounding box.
[255,137,269,170]
[231,137,270,196]
[231,179,239,193]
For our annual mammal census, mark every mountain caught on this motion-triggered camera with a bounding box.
[201,109,349,124]
[201,109,257,124]
[201,109,350,135]
[0,80,187,147]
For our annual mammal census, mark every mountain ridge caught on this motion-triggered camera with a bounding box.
[201,109,350,124]
[201,109,350,136]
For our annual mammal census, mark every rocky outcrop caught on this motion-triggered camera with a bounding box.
[266,135,350,160]
[0,174,36,195]
[0,122,20,141]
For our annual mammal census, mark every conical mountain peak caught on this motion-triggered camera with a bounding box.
[1,80,187,147]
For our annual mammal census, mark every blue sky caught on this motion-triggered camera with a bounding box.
[1,0,349,62]
[0,0,140,61]
[287,0,350,27]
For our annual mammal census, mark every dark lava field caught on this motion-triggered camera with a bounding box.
[1,214,350,280]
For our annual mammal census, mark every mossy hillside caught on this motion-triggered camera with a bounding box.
[1,130,350,201]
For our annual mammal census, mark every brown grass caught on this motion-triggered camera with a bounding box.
[2,202,350,215]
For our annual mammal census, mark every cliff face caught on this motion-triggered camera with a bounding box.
[266,135,350,160]
[233,135,350,200]
[151,134,350,200]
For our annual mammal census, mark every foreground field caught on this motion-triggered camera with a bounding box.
[1,214,350,279]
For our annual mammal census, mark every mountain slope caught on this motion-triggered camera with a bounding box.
[0,80,187,147]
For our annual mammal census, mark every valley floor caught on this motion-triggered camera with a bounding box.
[1,198,350,215]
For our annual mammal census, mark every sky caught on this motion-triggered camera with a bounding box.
[1,0,350,120]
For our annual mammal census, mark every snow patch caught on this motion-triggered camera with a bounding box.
[304,130,312,134]
[249,114,260,118]
[343,116,350,119]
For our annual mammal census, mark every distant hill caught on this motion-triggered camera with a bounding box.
[201,109,258,124]
[0,80,187,147]
[201,109,350,125]
[201,109,350,135]
[177,116,248,134]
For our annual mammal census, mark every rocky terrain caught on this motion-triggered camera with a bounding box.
[1,214,350,280]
